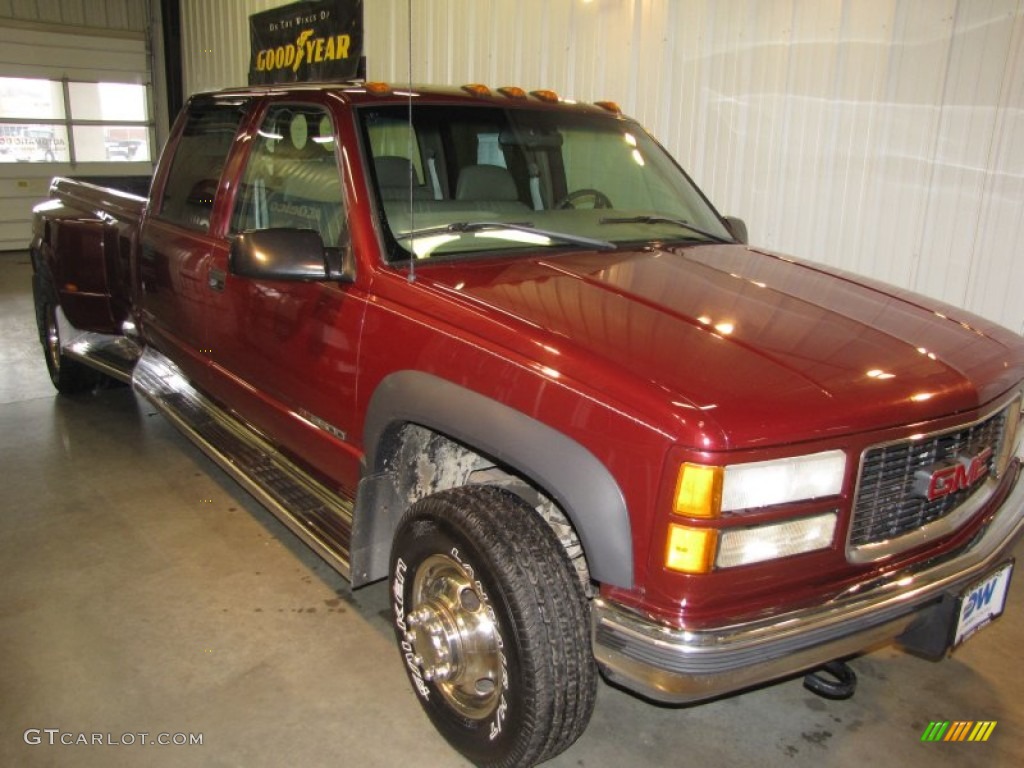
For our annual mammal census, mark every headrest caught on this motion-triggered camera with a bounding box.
[316,115,334,152]
[375,155,417,188]
[456,164,519,202]
[289,113,308,150]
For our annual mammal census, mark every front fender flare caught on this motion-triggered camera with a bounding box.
[358,371,634,589]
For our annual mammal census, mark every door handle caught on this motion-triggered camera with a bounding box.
[208,268,226,292]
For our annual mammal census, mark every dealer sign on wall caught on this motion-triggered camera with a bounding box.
[249,0,364,85]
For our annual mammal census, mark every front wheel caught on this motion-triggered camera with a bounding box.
[390,485,596,768]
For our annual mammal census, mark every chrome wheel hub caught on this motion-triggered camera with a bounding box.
[407,554,502,719]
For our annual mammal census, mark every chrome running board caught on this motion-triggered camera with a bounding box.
[132,347,354,580]
[56,308,140,383]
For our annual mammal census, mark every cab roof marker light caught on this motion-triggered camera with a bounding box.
[498,86,528,99]
[365,82,392,95]
[594,100,621,114]
[462,83,491,97]
[530,89,560,103]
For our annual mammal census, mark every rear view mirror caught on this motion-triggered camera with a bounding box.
[499,127,564,149]
[230,228,354,282]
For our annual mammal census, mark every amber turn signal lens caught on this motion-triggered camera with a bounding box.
[674,464,723,518]
[665,524,717,574]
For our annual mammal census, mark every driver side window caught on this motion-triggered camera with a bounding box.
[231,104,347,247]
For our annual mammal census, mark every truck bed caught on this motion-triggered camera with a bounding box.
[49,176,148,221]
[33,177,147,336]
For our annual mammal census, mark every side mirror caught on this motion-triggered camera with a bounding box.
[723,216,748,245]
[230,228,354,282]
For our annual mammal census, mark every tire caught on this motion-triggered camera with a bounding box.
[33,274,100,394]
[390,485,597,768]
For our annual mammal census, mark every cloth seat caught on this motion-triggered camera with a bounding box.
[375,155,432,201]
[456,164,519,202]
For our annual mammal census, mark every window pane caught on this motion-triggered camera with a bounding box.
[231,104,346,246]
[158,101,247,230]
[0,77,65,119]
[72,125,150,162]
[0,124,69,163]
[68,82,147,122]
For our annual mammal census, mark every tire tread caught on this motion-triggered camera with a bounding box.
[393,485,597,768]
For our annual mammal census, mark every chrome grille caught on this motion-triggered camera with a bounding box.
[850,406,1009,547]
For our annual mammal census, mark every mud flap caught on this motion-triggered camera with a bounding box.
[350,471,405,587]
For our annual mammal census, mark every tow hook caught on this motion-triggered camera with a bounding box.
[803,660,857,700]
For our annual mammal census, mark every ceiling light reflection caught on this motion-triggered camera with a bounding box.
[866,369,895,380]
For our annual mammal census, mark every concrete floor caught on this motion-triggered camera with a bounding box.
[1,248,1022,768]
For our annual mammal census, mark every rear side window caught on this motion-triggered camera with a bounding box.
[157,100,247,231]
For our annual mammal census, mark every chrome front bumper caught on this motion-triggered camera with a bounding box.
[592,464,1024,703]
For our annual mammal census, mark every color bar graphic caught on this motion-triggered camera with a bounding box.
[921,721,996,742]
[921,721,949,741]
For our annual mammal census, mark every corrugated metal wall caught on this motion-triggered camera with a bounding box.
[181,0,1024,335]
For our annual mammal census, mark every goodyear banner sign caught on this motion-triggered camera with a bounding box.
[249,0,363,85]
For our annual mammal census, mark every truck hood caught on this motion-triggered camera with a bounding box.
[422,245,1024,449]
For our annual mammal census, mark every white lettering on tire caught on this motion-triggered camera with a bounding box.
[450,547,510,741]
[393,557,430,700]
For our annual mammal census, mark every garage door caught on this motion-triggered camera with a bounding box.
[0,22,154,251]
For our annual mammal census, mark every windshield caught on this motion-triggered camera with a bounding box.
[357,103,732,261]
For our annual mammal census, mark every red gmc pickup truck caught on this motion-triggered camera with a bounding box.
[31,82,1024,767]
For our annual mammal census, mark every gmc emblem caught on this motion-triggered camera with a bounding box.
[912,447,994,502]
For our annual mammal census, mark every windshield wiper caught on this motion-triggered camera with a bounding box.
[395,221,616,252]
[600,215,733,244]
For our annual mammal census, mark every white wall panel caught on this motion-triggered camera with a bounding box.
[0,0,147,31]
[968,14,1024,326]
[0,24,148,81]
[180,0,1024,334]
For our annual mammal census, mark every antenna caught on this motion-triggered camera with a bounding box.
[406,0,416,283]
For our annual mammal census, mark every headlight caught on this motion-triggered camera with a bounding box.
[674,450,846,518]
[716,512,838,568]
[664,513,837,574]
[667,450,846,574]
[721,450,846,511]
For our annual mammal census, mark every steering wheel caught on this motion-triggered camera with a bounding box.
[556,188,613,210]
